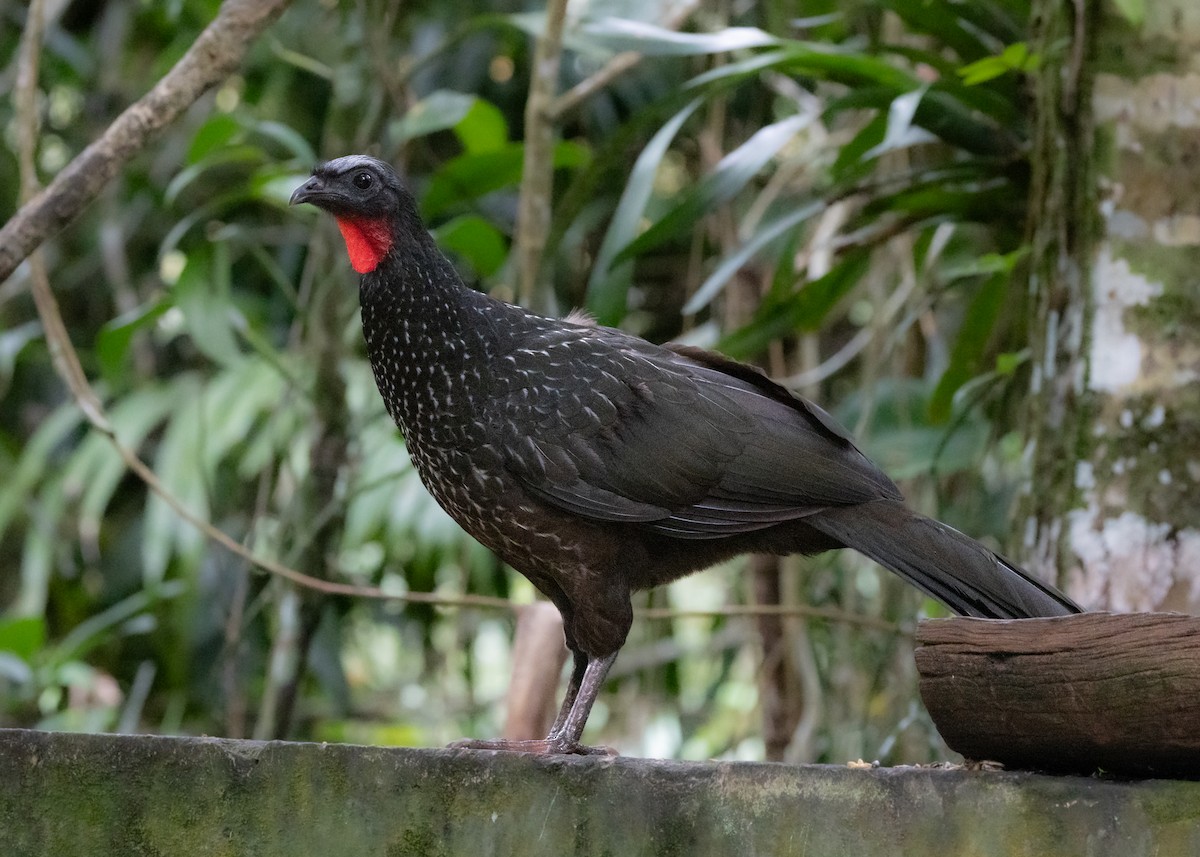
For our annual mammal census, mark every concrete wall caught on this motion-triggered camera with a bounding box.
[2,728,1199,856]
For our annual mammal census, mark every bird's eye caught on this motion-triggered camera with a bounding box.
[353,171,373,190]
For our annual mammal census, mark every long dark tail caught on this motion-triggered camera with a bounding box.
[806,499,1081,618]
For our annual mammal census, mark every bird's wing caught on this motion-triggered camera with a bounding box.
[484,324,901,538]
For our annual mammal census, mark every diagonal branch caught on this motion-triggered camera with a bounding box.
[0,0,293,287]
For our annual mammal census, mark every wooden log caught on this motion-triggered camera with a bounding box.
[915,612,1200,779]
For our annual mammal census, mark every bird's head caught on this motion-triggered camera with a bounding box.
[290,155,416,274]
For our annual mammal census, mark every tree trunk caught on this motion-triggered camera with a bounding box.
[751,554,803,762]
[1023,1,1200,611]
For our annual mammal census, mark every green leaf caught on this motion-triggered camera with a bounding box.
[835,379,990,480]
[159,195,252,259]
[186,114,240,164]
[684,200,825,315]
[686,48,800,89]
[876,0,1004,63]
[171,248,244,367]
[830,111,887,181]
[0,616,46,660]
[49,582,184,666]
[939,248,1026,282]
[95,297,170,384]
[1110,0,1145,26]
[0,404,82,549]
[255,169,312,209]
[453,99,508,155]
[615,113,811,263]
[434,215,509,278]
[422,149,520,218]
[18,484,66,617]
[690,44,918,92]
[957,56,1010,86]
[719,252,870,358]
[995,350,1027,377]
[394,90,475,141]
[164,144,263,205]
[868,419,989,481]
[910,88,1017,156]
[249,119,317,163]
[73,386,181,541]
[1001,42,1036,70]
[862,86,936,159]
[928,274,1009,423]
[586,99,701,324]
[198,360,288,472]
[238,395,305,479]
[142,378,209,585]
[576,17,779,55]
[0,320,41,394]
[421,141,589,219]
[866,180,1019,225]
[831,84,1018,156]
[958,42,1039,86]
[392,91,508,154]
[782,252,871,332]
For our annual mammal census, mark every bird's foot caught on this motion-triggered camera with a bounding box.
[448,737,617,756]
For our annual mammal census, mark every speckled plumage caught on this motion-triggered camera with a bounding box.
[292,155,1081,753]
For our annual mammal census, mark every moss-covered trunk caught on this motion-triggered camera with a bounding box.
[1023,1,1200,610]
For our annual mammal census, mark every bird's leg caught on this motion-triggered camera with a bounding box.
[546,650,587,738]
[449,651,618,756]
[542,650,618,753]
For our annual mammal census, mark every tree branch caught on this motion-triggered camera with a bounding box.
[0,0,293,287]
[514,0,569,308]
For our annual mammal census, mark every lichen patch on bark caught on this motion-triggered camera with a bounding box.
[1088,246,1163,394]
[1066,505,1197,610]
[1093,72,1200,134]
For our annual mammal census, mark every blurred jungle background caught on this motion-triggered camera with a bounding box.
[3,0,1185,763]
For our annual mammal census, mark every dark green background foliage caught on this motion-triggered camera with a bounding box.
[1,0,1042,761]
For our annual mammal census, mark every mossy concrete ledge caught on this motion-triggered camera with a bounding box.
[3,729,1200,856]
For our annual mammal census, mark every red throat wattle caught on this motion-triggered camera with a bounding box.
[335,217,393,274]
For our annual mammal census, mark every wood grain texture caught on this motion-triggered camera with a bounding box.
[915,612,1200,778]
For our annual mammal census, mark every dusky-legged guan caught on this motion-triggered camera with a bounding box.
[291,155,1081,755]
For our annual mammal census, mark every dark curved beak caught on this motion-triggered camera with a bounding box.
[289,175,323,206]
